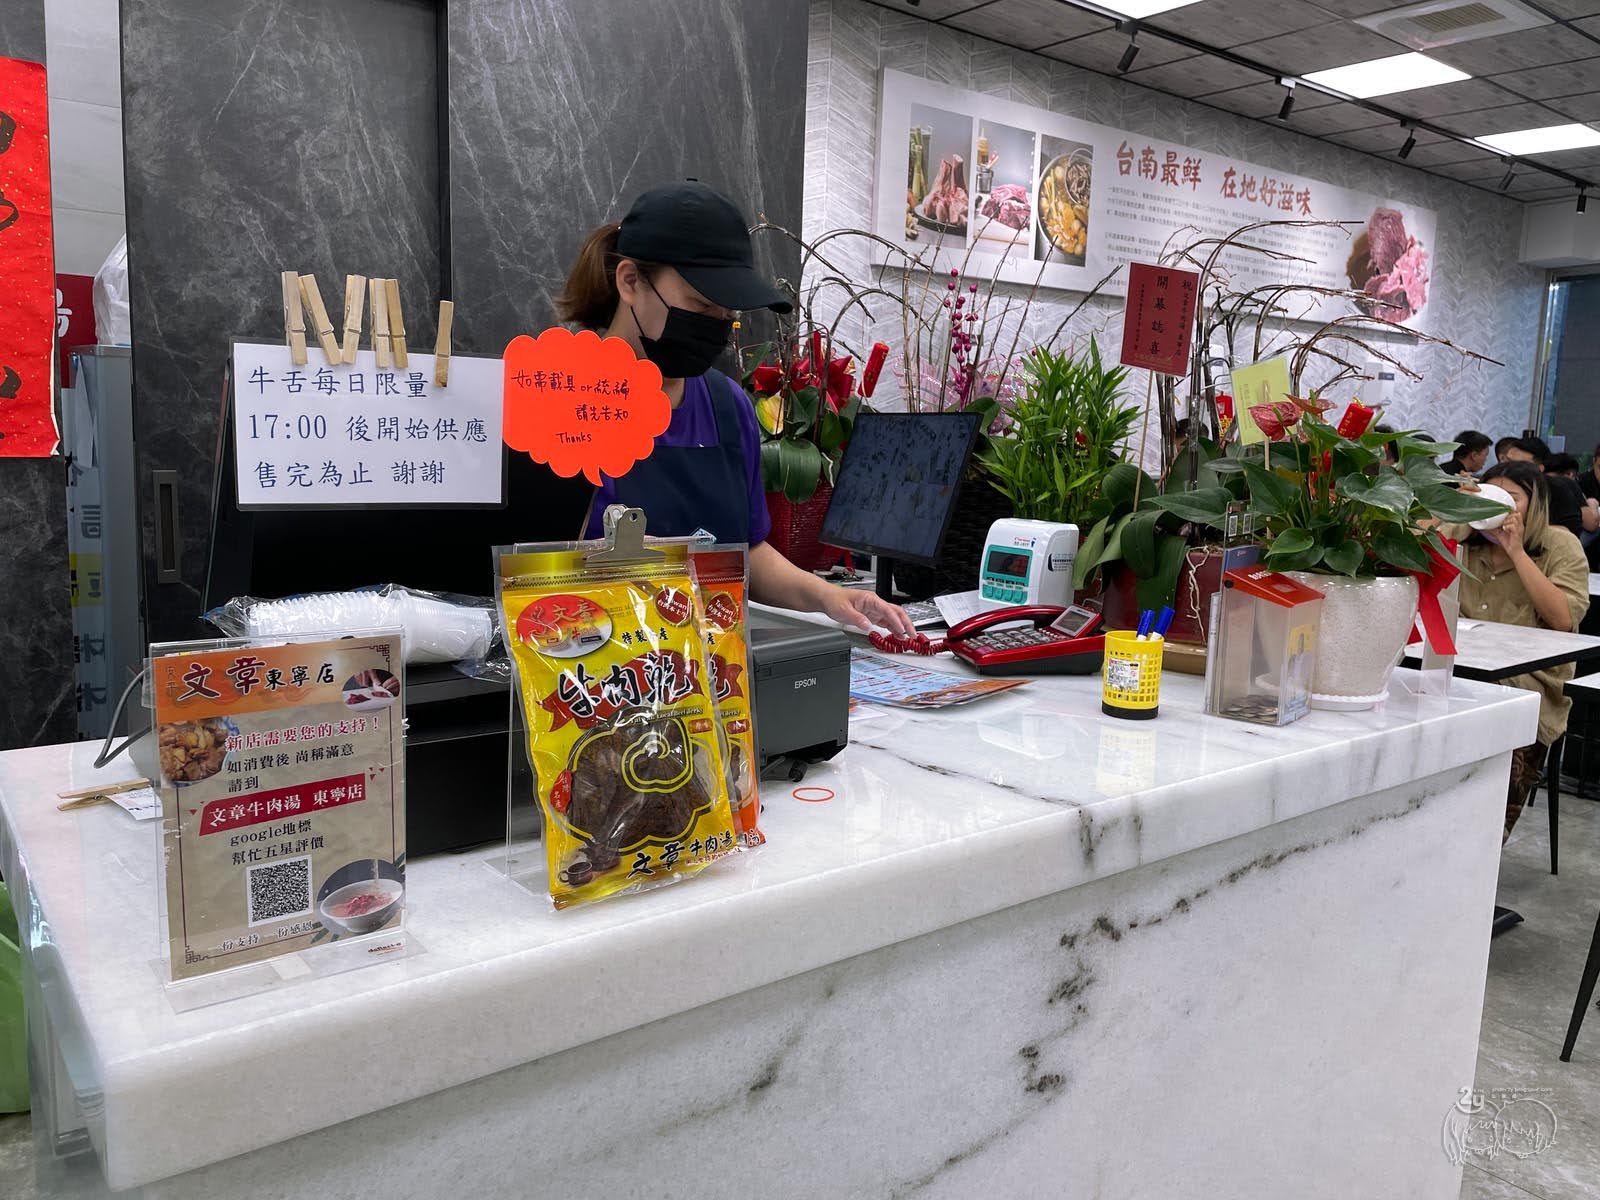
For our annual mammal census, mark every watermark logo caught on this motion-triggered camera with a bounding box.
[1443,1087,1558,1165]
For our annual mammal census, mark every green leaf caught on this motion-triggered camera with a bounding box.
[784,386,820,436]
[1336,469,1414,517]
[1412,482,1515,524]
[1243,462,1300,518]
[1098,462,1153,514]
[1074,515,1110,588]
[1267,528,1315,558]
[1371,524,1429,572]
[775,438,824,502]
[1102,512,1129,566]
[759,439,784,492]
[818,406,846,455]
[1122,510,1161,577]
[1149,486,1232,525]
[1135,534,1189,611]
[1301,415,1341,453]
[1263,542,1321,572]
[1321,538,1364,576]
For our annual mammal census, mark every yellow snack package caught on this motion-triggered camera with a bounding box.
[498,542,739,909]
[688,545,764,848]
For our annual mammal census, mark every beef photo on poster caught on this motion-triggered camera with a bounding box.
[1345,206,1430,322]
[1035,134,1093,266]
[973,120,1038,252]
[906,102,973,245]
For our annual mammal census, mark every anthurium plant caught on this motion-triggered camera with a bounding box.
[741,336,886,503]
[1148,415,1509,576]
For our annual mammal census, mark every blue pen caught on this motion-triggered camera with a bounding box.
[1153,606,1176,639]
[1136,609,1155,640]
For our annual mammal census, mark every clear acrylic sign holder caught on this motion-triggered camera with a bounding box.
[148,629,416,1012]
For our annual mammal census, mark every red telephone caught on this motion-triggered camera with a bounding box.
[870,602,1105,676]
[947,603,1105,676]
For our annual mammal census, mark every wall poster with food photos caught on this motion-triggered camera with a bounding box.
[151,632,406,984]
[874,68,1439,332]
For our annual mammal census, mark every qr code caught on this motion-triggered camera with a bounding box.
[246,856,312,927]
[1107,658,1142,692]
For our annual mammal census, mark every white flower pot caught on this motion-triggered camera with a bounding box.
[1283,572,1419,711]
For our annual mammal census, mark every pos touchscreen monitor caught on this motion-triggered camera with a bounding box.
[819,410,982,600]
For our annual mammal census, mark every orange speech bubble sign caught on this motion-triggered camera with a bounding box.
[502,327,671,485]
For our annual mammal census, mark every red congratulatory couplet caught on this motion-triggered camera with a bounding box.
[0,56,59,456]
[502,327,670,485]
[1119,261,1199,378]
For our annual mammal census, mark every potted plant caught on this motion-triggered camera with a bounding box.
[1151,413,1507,708]
[979,342,1192,620]
[742,336,882,571]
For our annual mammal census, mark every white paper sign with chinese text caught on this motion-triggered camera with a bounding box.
[875,68,1439,332]
[232,341,505,508]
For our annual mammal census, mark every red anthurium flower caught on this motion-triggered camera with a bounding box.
[750,363,785,396]
[789,355,816,393]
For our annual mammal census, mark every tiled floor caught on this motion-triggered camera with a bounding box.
[1459,787,1600,1200]
[0,794,1596,1199]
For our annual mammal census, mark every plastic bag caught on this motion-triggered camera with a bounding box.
[93,235,131,345]
[498,541,739,909]
[689,545,763,847]
[205,584,495,665]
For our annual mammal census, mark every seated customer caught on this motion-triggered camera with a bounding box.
[1448,461,1590,838]
[1495,435,1520,465]
[1443,430,1491,477]
[1582,446,1600,506]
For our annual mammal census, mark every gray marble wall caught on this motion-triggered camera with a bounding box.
[446,0,808,354]
[119,0,809,649]
[120,0,443,644]
[807,0,1545,446]
[0,0,76,749]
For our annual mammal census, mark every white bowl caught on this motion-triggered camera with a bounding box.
[1469,483,1514,531]
[318,878,404,935]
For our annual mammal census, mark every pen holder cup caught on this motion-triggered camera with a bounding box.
[1101,631,1163,720]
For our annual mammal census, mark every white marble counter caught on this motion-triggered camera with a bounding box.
[0,665,1539,1196]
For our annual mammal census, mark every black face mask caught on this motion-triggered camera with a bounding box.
[631,279,734,379]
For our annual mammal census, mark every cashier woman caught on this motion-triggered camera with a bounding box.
[558,180,915,637]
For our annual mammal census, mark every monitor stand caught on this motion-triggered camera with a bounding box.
[876,557,898,603]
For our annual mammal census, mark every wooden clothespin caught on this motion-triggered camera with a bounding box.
[297,273,342,365]
[433,300,454,387]
[385,277,409,368]
[282,270,308,365]
[370,276,392,368]
[341,274,367,364]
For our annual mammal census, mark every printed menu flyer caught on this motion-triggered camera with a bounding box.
[850,649,1028,709]
[152,635,406,982]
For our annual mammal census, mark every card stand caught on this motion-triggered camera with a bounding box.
[147,629,413,1012]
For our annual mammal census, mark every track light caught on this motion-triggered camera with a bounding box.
[1277,82,1296,121]
[1399,129,1416,159]
[1580,190,1589,214]
[1118,34,1140,73]
[1500,165,1516,192]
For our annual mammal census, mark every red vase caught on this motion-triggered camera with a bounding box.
[765,484,840,573]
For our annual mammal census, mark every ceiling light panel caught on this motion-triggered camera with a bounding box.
[1475,123,1600,154]
[1302,52,1471,99]
[1098,0,1202,18]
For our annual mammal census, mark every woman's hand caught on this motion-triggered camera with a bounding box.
[1498,508,1528,559]
[821,586,917,637]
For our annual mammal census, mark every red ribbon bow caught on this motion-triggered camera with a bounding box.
[1411,537,1460,657]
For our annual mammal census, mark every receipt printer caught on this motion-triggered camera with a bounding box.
[749,610,851,779]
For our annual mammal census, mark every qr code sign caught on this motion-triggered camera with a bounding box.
[246,856,312,927]
[1107,658,1142,692]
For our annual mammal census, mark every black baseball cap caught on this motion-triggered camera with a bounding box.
[616,181,793,313]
